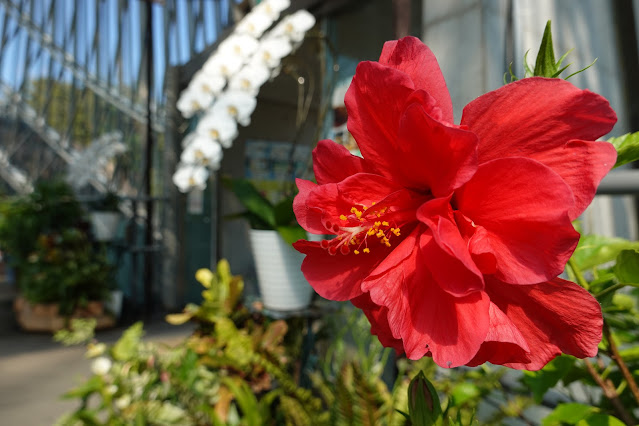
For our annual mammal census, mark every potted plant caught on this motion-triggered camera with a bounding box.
[223,177,314,311]
[0,180,115,331]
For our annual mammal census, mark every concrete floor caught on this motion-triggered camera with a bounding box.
[0,301,193,426]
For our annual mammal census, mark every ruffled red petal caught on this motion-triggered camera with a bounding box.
[531,140,617,220]
[483,277,602,370]
[456,158,580,284]
[312,139,370,185]
[379,36,453,124]
[461,77,617,165]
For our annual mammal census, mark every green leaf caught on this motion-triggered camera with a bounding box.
[523,355,575,403]
[571,234,639,270]
[542,403,596,425]
[111,322,144,361]
[607,131,639,168]
[61,375,103,399]
[222,177,276,228]
[618,346,639,362]
[276,225,307,246]
[577,413,625,426]
[534,21,557,77]
[614,250,639,283]
[450,383,480,406]
[273,196,296,227]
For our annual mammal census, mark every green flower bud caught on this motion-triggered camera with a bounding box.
[408,370,442,426]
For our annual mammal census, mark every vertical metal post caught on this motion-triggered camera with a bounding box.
[143,0,155,317]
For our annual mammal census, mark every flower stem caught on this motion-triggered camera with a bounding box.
[602,321,639,406]
[595,283,626,299]
[583,359,634,425]
[567,259,589,290]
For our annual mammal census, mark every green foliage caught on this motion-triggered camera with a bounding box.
[505,21,596,83]
[222,176,307,245]
[523,356,575,403]
[543,403,625,426]
[54,318,97,346]
[607,132,639,168]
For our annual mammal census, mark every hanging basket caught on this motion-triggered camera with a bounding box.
[249,229,313,311]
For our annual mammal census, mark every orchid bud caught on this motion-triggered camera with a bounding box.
[408,370,441,426]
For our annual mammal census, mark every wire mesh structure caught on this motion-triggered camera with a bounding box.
[0,0,236,194]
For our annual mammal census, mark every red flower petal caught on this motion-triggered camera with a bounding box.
[483,277,602,370]
[416,197,484,296]
[293,179,327,235]
[363,230,490,367]
[531,140,617,220]
[379,36,453,124]
[466,302,531,367]
[294,239,382,301]
[344,61,416,178]
[352,293,405,354]
[312,139,370,185]
[456,158,580,284]
[397,103,478,195]
[461,77,617,164]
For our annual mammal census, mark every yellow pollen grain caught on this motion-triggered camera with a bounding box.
[371,201,376,206]
[374,221,381,227]
[376,230,384,238]
[385,241,391,247]
[339,214,347,221]
[354,249,360,255]
[350,239,356,245]
[363,248,370,253]
[382,221,389,226]
[393,228,401,236]
[367,228,376,236]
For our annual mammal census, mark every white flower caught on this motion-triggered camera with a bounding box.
[252,0,291,20]
[180,136,223,169]
[211,91,257,127]
[271,10,316,44]
[190,69,226,97]
[114,394,131,410]
[106,385,119,395]
[177,87,214,118]
[228,63,270,96]
[194,111,239,148]
[218,34,260,60]
[91,356,112,376]
[235,10,275,39]
[202,51,245,79]
[252,36,292,69]
[173,163,209,193]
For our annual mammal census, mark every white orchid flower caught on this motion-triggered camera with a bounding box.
[190,69,226,97]
[211,91,257,127]
[218,34,260,60]
[173,163,209,193]
[252,0,291,20]
[195,111,239,148]
[253,36,293,69]
[203,51,244,79]
[228,63,270,96]
[235,9,275,38]
[180,135,223,169]
[271,10,316,44]
[177,87,214,118]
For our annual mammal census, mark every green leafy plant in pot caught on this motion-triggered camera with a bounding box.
[223,177,314,311]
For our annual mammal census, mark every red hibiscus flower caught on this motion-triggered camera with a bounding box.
[293,37,617,370]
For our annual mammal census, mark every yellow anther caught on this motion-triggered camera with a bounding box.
[339,214,347,221]
[363,248,370,253]
[374,221,381,227]
[371,201,376,206]
[385,241,391,247]
[376,230,384,238]
[382,221,389,226]
[350,207,358,214]
[367,228,376,236]
[350,239,356,245]
[393,228,401,236]
[354,249,360,255]
[362,205,368,211]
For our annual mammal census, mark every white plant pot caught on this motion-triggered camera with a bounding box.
[90,211,121,241]
[249,229,313,311]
